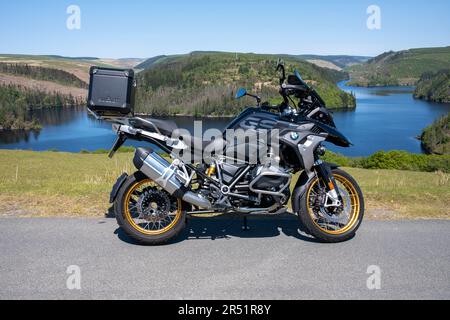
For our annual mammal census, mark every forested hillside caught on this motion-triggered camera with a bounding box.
[296,54,371,69]
[348,46,450,87]
[0,63,88,88]
[135,52,355,116]
[421,112,450,155]
[0,84,84,131]
[0,52,356,128]
[414,69,450,103]
[0,55,105,131]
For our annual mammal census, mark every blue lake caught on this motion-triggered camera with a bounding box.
[0,82,449,157]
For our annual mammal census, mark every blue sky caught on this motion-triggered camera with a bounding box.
[0,0,449,58]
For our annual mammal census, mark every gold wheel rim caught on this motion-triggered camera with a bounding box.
[306,174,361,235]
[124,179,182,235]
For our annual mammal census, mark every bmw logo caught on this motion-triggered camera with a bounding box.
[290,132,299,140]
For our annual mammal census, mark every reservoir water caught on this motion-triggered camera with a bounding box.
[1,81,449,156]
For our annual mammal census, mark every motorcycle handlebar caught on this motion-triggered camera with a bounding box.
[276,62,286,86]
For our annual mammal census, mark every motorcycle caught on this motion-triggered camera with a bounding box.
[89,62,364,245]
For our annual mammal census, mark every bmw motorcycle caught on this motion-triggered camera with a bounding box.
[91,63,364,245]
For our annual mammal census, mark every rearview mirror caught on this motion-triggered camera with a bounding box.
[235,88,247,99]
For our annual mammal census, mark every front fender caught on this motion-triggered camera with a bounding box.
[291,162,339,213]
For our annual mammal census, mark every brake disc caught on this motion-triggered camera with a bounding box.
[137,189,171,222]
[316,188,350,224]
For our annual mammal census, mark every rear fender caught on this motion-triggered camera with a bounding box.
[110,173,129,203]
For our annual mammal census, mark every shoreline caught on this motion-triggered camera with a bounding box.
[0,124,42,132]
[135,113,235,119]
[345,82,417,88]
[342,79,416,89]
[0,148,447,172]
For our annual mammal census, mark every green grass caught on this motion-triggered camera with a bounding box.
[0,150,448,219]
[79,146,137,154]
[0,150,135,217]
[339,168,449,219]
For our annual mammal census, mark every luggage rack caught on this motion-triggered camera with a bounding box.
[87,105,187,152]
[87,108,162,135]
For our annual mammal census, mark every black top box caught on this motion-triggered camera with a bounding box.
[87,66,136,117]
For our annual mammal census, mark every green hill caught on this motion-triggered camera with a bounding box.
[0,62,88,88]
[135,55,168,70]
[296,54,371,69]
[0,54,143,82]
[421,112,450,155]
[347,46,450,87]
[0,55,98,131]
[135,52,356,116]
[414,69,450,103]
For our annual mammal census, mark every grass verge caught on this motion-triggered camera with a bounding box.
[0,150,448,219]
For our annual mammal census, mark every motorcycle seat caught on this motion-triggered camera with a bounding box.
[130,117,178,137]
[129,117,226,162]
[172,129,226,163]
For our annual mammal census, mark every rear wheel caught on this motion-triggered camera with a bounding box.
[298,169,364,243]
[114,171,187,245]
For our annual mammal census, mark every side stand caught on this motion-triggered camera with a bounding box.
[242,216,250,231]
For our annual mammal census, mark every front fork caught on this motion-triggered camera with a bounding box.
[313,160,342,207]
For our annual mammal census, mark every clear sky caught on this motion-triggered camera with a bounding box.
[0,0,449,58]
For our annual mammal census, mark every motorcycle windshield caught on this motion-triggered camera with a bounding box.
[294,70,307,87]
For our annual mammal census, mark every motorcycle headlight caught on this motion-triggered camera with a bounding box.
[316,144,327,156]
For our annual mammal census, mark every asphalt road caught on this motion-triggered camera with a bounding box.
[0,216,449,300]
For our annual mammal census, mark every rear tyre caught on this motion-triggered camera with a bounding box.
[114,171,187,245]
[298,169,364,243]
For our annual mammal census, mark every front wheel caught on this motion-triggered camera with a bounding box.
[298,169,364,243]
[114,171,188,245]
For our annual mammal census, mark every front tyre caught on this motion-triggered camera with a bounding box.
[298,169,364,243]
[114,171,187,245]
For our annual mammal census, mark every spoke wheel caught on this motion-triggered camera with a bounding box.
[297,168,364,243]
[124,179,182,235]
[115,171,188,245]
[307,174,360,235]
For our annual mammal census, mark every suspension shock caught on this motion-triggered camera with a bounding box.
[314,160,341,200]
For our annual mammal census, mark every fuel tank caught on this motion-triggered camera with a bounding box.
[225,108,282,131]
[223,108,293,163]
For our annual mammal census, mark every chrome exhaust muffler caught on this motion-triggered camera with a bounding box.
[133,148,211,209]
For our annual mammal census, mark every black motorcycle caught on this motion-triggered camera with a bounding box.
[87,62,364,245]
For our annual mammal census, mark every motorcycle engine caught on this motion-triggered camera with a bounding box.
[249,164,291,205]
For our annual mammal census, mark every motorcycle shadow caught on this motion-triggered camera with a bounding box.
[113,213,322,245]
